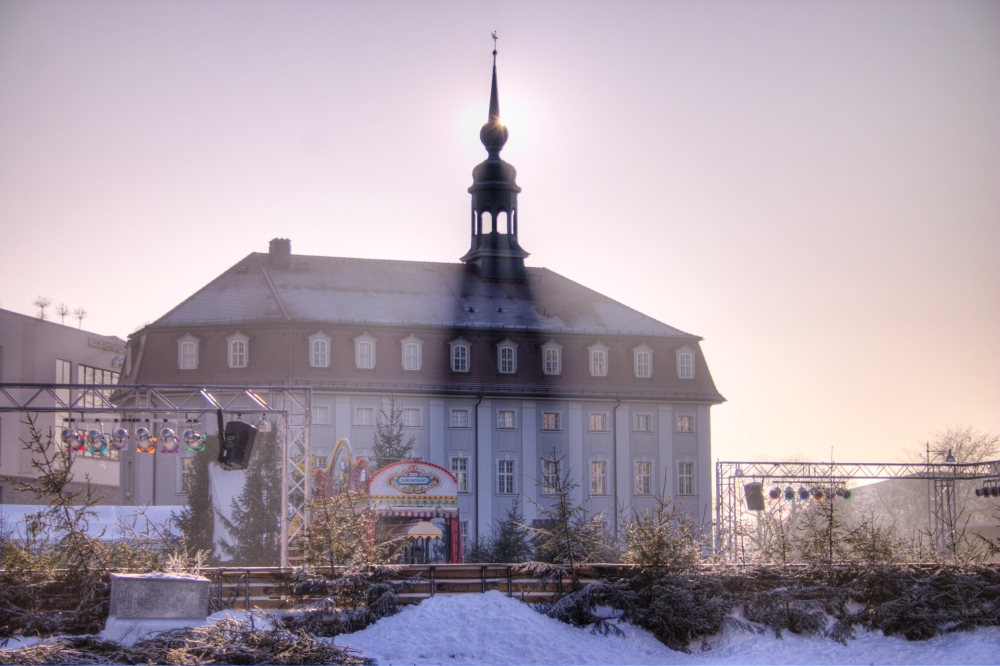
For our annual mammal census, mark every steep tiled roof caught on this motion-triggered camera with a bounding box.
[151,253,697,339]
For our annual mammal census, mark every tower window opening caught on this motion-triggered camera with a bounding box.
[498,210,509,234]
[482,210,493,234]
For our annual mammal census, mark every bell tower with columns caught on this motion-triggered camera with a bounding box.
[460,42,529,281]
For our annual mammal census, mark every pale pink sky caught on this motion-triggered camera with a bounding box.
[1,1,997,464]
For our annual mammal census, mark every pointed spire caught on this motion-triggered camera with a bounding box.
[480,32,508,157]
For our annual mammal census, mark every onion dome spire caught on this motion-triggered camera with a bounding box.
[461,34,528,282]
[479,40,509,157]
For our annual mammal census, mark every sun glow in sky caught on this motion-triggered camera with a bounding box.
[1,1,997,465]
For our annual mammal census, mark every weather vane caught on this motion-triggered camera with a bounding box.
[491,31,498,62]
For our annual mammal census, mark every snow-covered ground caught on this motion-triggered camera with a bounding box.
[342,591,1000,665]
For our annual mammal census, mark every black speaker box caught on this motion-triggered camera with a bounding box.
[743,482,766,511]
[218,421,258,471]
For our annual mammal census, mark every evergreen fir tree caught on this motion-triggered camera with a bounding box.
[528,456,614,573]
[371,396,414,471]
[491,497,533,563]
[217,428,282,565]
[173,435,219,555]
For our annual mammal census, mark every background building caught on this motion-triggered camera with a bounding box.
[120,60,724,543]
[0,308,125,504]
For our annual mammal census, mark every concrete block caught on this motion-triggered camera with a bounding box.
[109,572,211,620]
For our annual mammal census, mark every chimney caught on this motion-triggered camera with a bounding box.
[268,238,292,268]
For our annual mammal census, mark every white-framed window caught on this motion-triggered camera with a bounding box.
[497,459,515,494]
[634,344,652,378]
[178,334,199,370]
[542,412,560,431]
[589,342,609,377]
[676,347,695,379]
[401,408,421,427]
[227,332,249,369]
[677,414,694,433]
[354,333,376,369]
[497,339,518,374]
[312,405,331,425]
[542,340,562,376]
[635,461,652,495]
[450,338,470,373]
[543,459,560,494]
[497,410,515,429]
[460,520,469,550]
[450,409,470,428]
[178,456,195,493]
[451,456,469,493]
[401,335,422,371]
[590,460,607,495]
[308,332,331,368]
[589,413,607,432]
[634,413,652,433]
[678,461,694,496]
[355,407,374,426]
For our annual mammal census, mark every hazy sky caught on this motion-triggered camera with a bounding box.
[1,1,997,465]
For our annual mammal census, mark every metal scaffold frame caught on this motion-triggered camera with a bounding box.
[715,459,1000,561]
[0,383,312,568]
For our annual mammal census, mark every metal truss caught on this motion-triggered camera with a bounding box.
[715,459,1000,561]
[0,383,312,568]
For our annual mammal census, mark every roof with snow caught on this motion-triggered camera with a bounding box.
[151,251,698,339]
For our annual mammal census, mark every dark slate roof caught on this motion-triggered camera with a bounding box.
[151,253,698,339]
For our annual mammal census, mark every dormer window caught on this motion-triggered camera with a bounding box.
[308,332,331,368]
[450,338,470,373]
[177,334,199,370]
[497,339,518,374]
[227,332,249,369]
[676,346,695,379]
[588,342,609,377]
[633,344,653,379]
[401,335,423,372]
[541,340,562,376]
[354,333,376,370]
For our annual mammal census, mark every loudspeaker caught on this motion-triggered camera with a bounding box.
[218,421,258,471]
[743,482,765,511]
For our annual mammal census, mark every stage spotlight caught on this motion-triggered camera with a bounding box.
[835,488,852,500]
[135,427,155,454]
[769,487,781,500]
[743,482,766,511]
[61,428,79,449]
[159,427,179,453]
[811,488,825,501]
[111,427,130,450]
[797,487,810,501]
[85,429,108,455]
[183,429,206,452]
[784,486,795,501]
[991,487,999,497]
[975,488,986,497]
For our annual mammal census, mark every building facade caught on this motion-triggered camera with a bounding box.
[120,57,725,543]
[0,308,125,504]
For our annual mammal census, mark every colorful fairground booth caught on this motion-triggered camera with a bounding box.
[310,439,463,564]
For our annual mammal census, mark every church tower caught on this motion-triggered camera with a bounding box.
[460,45,529,281]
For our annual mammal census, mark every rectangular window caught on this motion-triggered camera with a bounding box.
[315,455,329,471]
[677,415,693,433]
[590,460,607,495]
[452,344,469,372]
[589,413,607,432]
[634,413,652,433]
[542,412,560,431]
[543,459,560,494]
[450,409,469,428]
[635,461,651,495]
[230,340,247,368]
[635,350,651,378]
[401,408,421,427]
[591,350,607,377]
[77,365,120,409]
[452,457,469,493]
[461,520,469,551]
[677,352,694,379]
[355,407,374,426]
[403,342,421,371]
[180,341,197,369]
[179,456,195,493]
[499,346,515,373]
[497,410,515,429]
[356,340,374,369]
[312,405,330,425]
[544,347,561,375]
[678,461,694,496]
[312,339,328,368]
[497,459,515,494]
